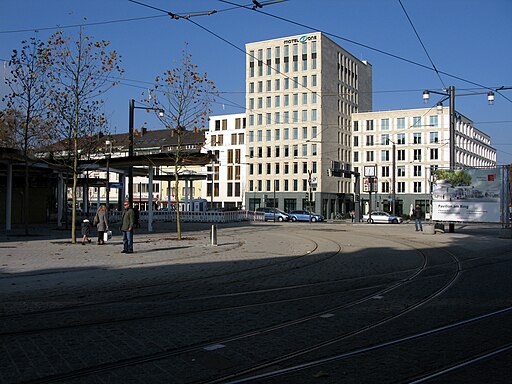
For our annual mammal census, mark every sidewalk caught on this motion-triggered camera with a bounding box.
[0,221,314,300]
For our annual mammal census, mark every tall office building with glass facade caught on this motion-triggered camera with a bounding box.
[245,32,372,217]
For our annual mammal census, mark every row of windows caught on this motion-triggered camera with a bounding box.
[210,133,245,146]
[354,148,440,162]
[248,143,318,158]
[248,41,318,76]
[248,75,317,94]
[247,161,318,176]
[354,116,439,131]
[249,92,318,109]
[248,126,318,142]
[206,182,241,198]
[248,109,318,126]
[376,181,424,193]
[354,132,440,146]
[213,117,246,131]
[249,178,313,193]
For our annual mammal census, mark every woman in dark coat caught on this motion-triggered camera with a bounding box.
[94,205,109,244]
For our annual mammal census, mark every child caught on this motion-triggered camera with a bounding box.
[81,217,92,245]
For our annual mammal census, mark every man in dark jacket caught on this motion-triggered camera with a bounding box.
[413,204,423,232]
[120,201,135,253]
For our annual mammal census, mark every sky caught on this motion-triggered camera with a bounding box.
[1,0,511,164]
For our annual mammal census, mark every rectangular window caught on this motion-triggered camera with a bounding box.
[430,148,439,160]
[311,109,317,121]
[293,145,298,157]
[284,128,289,140]
[414,182,422,193]
[397,133,405,145]
[381,150,390,161]
[354,136,359,146]
[366,151,374,162]
[302,127,308,139]
[413,116,421,128]
[293,93,298,106]
[293,127,298,139]
[302,110,307,122]
[381,118,390,130]
[430,115,438,127]
[413,133,422,144]
[275,95,280,107]
[266,129,271,141]
[414,149,422,161]
[312,144,317,156]
[397,117,405,129]
[430,132,439,143]
[414,165,422,177]
[312,126,317,138]
[366,135,374,146]
[381,134,389,145]
[397,182,405,193]
[302,144,307,156]
[366,120,374,131]
[275,146,280,157]
[275,129,280,140]
[257,130,262,142]
[382,166,389,177]
[397,149,405,161]
[353,151,359,162]
[312,92,317,103]
[312,74,317,86]
[381,181,389,193]
[397,166,405,177]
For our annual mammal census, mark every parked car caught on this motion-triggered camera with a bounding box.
[255,207,289,222]
[362,211,403,224]
[288,210,324,222]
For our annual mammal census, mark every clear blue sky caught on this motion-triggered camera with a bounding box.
[1,0,511,164]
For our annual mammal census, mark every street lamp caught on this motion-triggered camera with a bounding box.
[422,86,503,170]
[128,98,164,206]
[105,140,112,212]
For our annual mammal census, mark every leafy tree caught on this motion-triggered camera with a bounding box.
[40,28,123,243]
[2,37,52,235]
[145,49,217,239]
[434,169,472,186]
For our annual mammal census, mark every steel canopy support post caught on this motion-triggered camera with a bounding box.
[148,165,153,232]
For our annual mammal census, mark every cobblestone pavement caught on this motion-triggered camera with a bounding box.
[1,221,511,383]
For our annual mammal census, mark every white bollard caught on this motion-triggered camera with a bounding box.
[211,224,218,246]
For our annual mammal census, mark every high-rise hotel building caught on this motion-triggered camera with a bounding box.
[245,32,372,216]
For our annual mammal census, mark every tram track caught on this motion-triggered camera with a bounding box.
[6,232,442,384]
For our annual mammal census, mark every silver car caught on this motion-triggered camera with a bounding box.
[362,211,403,224]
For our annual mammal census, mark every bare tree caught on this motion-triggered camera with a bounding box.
[41,28,123,243]
[2,37,51,235]
[146,49,217,239]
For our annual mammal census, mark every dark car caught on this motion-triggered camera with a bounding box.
[288,210,324,222]
[255,207,289,222]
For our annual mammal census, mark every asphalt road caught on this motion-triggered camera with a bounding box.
[1,221,511,383]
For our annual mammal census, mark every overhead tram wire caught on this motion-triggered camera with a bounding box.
[218,0,512,104]
[0,15,168,34]
[398,0,446,89]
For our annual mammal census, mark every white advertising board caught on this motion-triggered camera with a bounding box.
[432,168,502,223]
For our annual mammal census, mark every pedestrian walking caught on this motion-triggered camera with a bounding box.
[80,217,92,245]
[93,204,109,244]
[350,210,355,223]
[120,201,135,253]
[413,204,423,231]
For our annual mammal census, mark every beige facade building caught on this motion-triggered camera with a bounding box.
[352,107,496,216]
[245,32,372,216]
